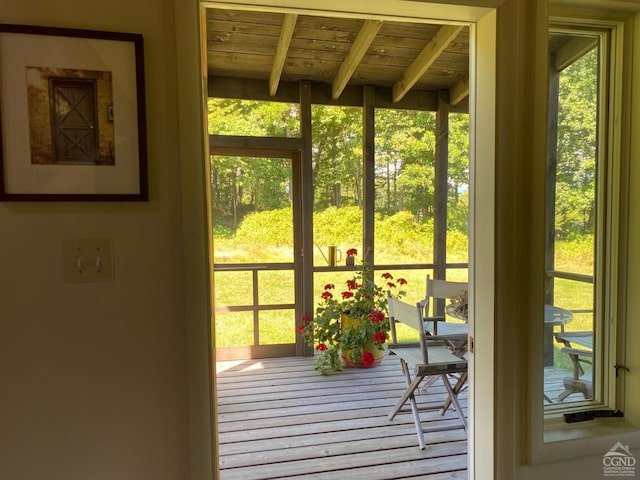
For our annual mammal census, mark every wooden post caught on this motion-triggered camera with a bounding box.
[544,64,560,366]
[434,90,450,315]
[299,80,314,357]
[363,86,376,268]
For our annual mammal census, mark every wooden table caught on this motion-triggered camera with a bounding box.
[434,303,572,356]
[430,303,469,356]
[555,331,592,349]
[544,304,573,327]
[437,303,571,367]
[422,303,468,337]
[422,302,469,409]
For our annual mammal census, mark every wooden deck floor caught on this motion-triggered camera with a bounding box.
[215,355,576,479]
[216,355,468,480]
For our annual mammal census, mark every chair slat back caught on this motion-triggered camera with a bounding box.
[424,275,467,317]
[427,276,468,299]
[387,291,429,363]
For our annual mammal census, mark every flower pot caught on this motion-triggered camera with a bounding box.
[340,314,385,368]
[341,350,384,368]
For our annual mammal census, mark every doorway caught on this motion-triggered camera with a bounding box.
[191,3,499,479]
[211,147,303,360]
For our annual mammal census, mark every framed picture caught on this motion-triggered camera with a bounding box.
[0,24,147,201]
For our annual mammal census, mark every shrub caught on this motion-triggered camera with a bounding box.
[313,206,363,246]
[447,230,469,262]
[376,211,431,260]
[234,207,293,246]
[225,206,469,265]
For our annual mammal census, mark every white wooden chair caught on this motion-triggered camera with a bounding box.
[386,292,468,449]
[420,275,468,337]
[554,331,594,401]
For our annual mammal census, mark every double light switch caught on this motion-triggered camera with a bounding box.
[63,238,113,283]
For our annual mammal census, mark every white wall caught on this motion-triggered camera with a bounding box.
[0,0,194,479]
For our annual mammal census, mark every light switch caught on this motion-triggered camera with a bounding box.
[63,238,113,283]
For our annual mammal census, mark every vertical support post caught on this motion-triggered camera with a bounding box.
[434,91,450,314]
[299,80,314,356]
[253,269,260,346]
[363,86,376,269]
[544,65,560,366]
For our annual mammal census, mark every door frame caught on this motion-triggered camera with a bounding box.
[179,2,500,479]
[210,140,305,359]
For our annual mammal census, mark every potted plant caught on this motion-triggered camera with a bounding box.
[298,249,407,375]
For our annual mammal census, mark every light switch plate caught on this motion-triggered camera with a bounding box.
[63,238,113,283]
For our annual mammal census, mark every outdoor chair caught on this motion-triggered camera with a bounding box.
[420,275,468,337]
[386,292,468,449]
[554,331,594,401]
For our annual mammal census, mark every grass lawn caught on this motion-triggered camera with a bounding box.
[213,238,594,376]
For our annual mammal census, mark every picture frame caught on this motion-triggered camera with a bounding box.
[0,24,147,201]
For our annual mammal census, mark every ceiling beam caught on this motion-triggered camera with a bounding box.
[392,24,463,103]
[208,76,469,113]
[552,36,598,72]
[331,20,383,100]
[450,77,469,106]
[269,13,298,96]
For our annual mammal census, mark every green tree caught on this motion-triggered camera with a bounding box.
[555,48,597,239]
[311,105,363,209]
[208,98,471,237]
[375,109,437,219]
[208,99,299,227]
[447,113,470,234]
[208,98,299,136]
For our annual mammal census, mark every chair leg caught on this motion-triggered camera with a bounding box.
[408,389,426,450]
[388,360,423,420]
[557,388,572,401]
[558,376,593,401]
[419,375,439,393]
[388,359,427,449]
[441,372,467,414]
[441,373,468,432]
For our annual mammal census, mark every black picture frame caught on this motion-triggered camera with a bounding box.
[0,24,147,201]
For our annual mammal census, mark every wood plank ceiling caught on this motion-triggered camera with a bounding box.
[205,8,470,106]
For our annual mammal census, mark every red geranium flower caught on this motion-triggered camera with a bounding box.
[362,351,375,367]
[369,310,384,323]
[346,248,358,256]
[321,291,333,300]
[316,343,327,351]
[342,291,354,299]
[398,278,407,285]
[387,282,396,289]
[302,315,309,323]
[297,325,305,333]
[382,272,393,279]
[373,331,387,344]
[346,279,359,290]
[324,283,335,290]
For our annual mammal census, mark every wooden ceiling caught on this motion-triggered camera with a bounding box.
[205,8,470,106]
